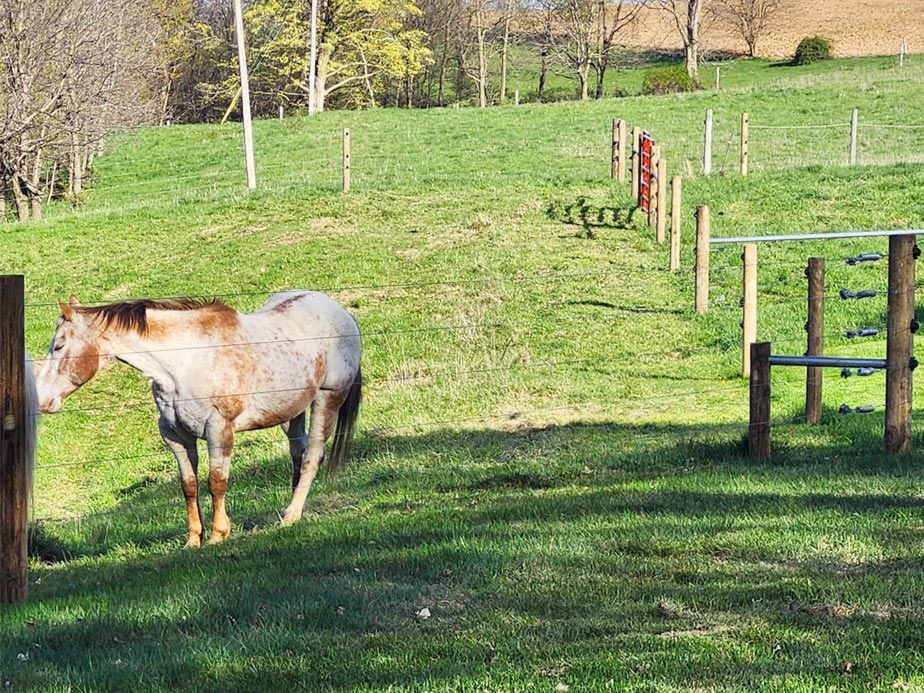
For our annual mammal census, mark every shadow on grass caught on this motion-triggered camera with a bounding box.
[12,416,924,691]
[546,196,637,238]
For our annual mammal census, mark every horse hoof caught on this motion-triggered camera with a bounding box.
[208,529,230,544]
[281,511,302,526]
[184,536,202,548]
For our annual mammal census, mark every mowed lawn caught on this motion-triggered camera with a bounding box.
[2,56,924,691]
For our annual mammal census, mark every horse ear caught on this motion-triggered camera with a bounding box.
[59,301,75,321]
[69,294,80,307]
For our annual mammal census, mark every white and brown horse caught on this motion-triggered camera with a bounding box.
[35,291,362,546]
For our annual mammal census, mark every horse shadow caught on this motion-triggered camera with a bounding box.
[545,196,637,238]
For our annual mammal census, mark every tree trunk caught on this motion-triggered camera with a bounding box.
[475,8,488,107]
[499,0,513,103]
[11,177,29,222]
[538,47,549,99]
[315,45,332,113]
[686,0,702,84]
[594,62,607,99]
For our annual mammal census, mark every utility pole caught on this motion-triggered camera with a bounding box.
[233,0,256,189]
[308,0,319,115]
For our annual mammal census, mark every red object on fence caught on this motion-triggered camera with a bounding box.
[639,132,654,213]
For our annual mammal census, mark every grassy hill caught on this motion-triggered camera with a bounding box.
[2,56,924,691]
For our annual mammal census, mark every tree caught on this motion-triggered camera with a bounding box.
[0,0,162,220]
[659,0,707,84]
[237,0,431,113]
[716,0,780,57]
[592,0,648,99]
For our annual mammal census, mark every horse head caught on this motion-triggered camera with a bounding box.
[36,294,108,413]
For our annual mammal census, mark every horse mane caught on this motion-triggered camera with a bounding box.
[79,298,232,336]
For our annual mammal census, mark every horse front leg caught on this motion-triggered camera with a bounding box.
[283,391,343,524]
[205,418,235,544]
[159,418,203,548]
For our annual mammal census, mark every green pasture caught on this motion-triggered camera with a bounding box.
[2,55,924,691]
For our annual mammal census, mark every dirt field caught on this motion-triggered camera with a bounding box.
[623,0,923,60]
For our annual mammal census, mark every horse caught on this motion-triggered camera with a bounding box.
[35,290,362,547]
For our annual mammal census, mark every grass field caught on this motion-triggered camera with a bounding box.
[2,55,924,691]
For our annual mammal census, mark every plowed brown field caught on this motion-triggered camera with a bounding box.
[623,0,923,59]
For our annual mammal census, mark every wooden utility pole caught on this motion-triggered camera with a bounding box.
[233,0,256,189]
[805,258,825,424]
[884,233,916,454]
[0,275,28,604]
[741,244,757,378]
[749,341,771,461]
[694,205,711,314]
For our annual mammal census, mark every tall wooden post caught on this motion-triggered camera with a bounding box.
[670,176,682,272]
[656,156,667,244]
[631,126,641,201]
[612,119,626,182]
[694,205,711,314]
[703,108,713,175]
[805,257,825,424]
[648,146,660,228]
[849,108,858,165]
[342,128,351,194]
[740,112,749,176]
[741,244,758,378]
[233,0,257,190]
[749,341,771,461]
[0,275,28,604]
[884,233,916,454]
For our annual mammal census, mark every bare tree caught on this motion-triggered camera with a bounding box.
[0,0,162,220]
[593,0,648,99]
[659,0,707,84]
[716,0,780,57]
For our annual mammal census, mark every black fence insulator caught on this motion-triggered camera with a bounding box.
[845,252,882,265]
[911,357,919,372]
[839,403,876,414]
[846,327,880,338]
[915,245,921,260]
[911,319,920,334]
[839,288,879,300]
[841,367,879,378]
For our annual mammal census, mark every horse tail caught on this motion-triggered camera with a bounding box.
[24,353,38,511]
[328,364,361,477]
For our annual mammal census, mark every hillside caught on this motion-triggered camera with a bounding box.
[624,0,922,59]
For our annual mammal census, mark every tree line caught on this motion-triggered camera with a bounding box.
[0,0,781,221]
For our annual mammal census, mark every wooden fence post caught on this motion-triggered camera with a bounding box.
[656,156,667,243]
[0,275,28,604]
[849,108,858,165]
[631,126,641,201]
[694,205,710,314]
[749,341,771,461]
[715,66,721,90]
[342,128,351,194]
[740,112,749,176]
[670,176,682,271]
[884,233,916,454]
[742,244,757,378]
[648,146,660,228]
[703,108,713,175]
[805,257,825,424]
[612,119,626,182]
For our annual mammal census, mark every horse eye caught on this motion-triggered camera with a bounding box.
[53,343,64,353]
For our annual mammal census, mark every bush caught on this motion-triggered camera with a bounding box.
[641,66,696,96]
[792,36,832,65]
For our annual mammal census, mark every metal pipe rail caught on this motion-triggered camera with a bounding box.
[711,229,923,245]
[769,355,886,369]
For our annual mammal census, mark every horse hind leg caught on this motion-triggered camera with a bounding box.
[281,412,307,491]
[282,390,344,525]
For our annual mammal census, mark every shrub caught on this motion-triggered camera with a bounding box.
[792,36,832,65]
[641,66,696,96]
